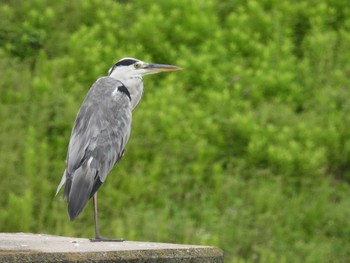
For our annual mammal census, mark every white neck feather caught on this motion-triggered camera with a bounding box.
[117,76,144,111]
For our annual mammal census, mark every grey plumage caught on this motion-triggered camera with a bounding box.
[57,77,132,220]
[56,57,181,240]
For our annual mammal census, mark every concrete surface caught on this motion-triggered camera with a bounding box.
[0,233,224,262]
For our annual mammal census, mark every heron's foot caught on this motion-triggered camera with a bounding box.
[90,237,124,242]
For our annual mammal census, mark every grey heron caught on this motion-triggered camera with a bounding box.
[56,57,182,241]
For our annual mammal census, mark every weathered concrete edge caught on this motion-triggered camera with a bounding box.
[0,247,224,263]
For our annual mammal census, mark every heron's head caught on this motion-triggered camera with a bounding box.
[108,57,182,80]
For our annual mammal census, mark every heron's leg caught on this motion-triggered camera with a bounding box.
[90,192,124,242]
[93,192,102,239]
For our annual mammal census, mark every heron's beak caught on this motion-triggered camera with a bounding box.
[143,63,183,74]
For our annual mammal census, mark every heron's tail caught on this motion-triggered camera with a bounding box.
[56,170,68,196]
[67,161,97,221]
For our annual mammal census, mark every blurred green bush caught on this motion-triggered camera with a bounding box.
[1,0,350,262]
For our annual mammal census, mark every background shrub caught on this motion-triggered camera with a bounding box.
[1,0,350,262]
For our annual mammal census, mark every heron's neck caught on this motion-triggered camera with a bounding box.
[120,76,144,110]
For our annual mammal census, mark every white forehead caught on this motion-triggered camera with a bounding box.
[108,58,143,75]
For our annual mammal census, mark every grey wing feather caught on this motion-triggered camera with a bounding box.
[67,161,96,219]
[56,77,132,220]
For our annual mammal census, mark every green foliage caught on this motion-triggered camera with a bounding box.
[1,0,350,262]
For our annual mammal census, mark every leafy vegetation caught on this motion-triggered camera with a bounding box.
[1,0,350,262]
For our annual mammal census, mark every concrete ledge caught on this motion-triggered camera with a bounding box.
[0,233,223,262]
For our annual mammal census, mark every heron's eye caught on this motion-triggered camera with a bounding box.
[134,63,141,69]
